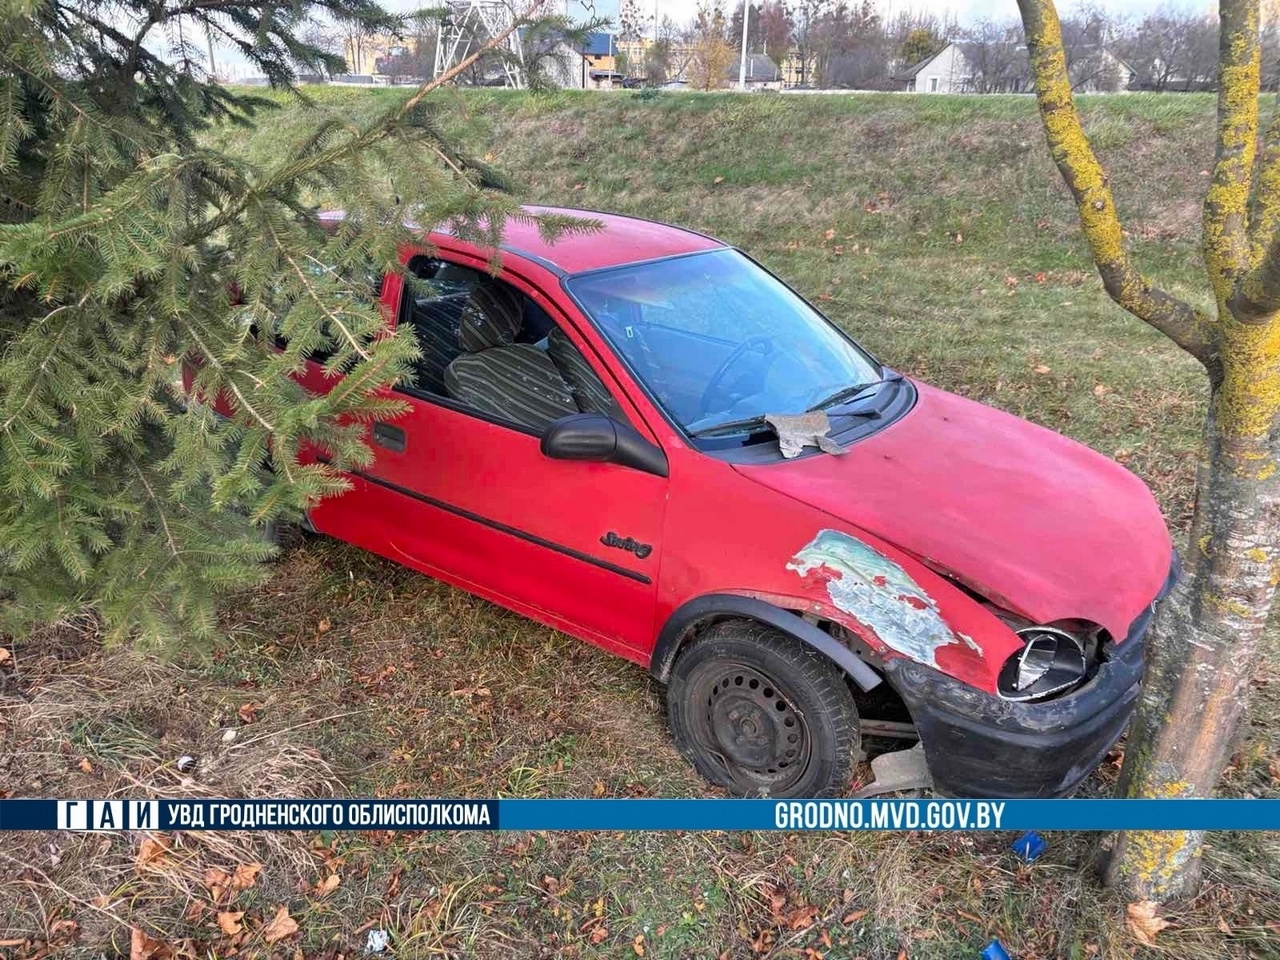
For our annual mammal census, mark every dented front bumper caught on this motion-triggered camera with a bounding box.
[882,562,1176,799]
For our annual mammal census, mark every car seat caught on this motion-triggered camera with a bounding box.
[408,292,469,395]
[547,327,626,420]
[444,283,578,432]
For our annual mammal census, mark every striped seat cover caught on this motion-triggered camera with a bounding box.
[444,284,579,432]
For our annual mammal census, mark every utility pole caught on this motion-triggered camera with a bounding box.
[737,0,749,90]
[204,23,217,80]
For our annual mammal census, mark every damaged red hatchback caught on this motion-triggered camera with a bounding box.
[197,208,1178,799]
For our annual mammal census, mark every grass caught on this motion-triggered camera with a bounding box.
[4,89,1280,959]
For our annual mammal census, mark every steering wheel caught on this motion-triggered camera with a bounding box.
[698,335,776,419]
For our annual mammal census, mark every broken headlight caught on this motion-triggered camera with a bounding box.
[997,625,1094,702]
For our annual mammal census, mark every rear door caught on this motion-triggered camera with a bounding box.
[309,250,667,660]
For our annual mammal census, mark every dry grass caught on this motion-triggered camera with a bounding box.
[4,90,1280,959]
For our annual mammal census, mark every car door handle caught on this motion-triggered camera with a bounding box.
[372,422,406,453]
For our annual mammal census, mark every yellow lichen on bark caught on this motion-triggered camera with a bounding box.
[1216,318,1280,438]
[1203,2,1261,306]
[1120,830,1201,899]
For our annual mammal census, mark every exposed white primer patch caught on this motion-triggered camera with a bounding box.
[786,529,964,668]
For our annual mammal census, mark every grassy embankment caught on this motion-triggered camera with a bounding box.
[3,89,1278,959]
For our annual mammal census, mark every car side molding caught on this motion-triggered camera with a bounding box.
[650,593,883,692]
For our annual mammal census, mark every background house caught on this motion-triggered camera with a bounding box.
[899,42,970,93]
[728,53,781,89]
[580,32,615,74]
[899,39,1132,94]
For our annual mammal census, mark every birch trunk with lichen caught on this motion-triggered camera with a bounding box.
[1016,0,1280,902]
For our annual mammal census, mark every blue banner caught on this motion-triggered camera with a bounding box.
[2,798,1280,832]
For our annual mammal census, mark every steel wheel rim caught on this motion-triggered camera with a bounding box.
[688,662,812,793]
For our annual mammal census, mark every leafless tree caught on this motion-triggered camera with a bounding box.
[1058,3,1125,91]
[758,1,793,60]
[1115,5,1218,91]
[959,19,1028,93]
[808,0,883,88]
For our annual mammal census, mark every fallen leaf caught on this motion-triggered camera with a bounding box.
[1093,384,1110,396]
[1217,916,1231,934]
[216,911,244,936]
[787,905,819,931]
[842,909,868,924]
[1033,364,1051,374]
[713,175,724,185]
[136,836,169,871]
[237,702,260,725]
[49,919,78,940]
[1127,900,1172,945]
[130,928,170,960]
[0,648,10,663]
[632,933,645,956]
[317,618,331,634]
[823,228,836,241]
[590,925,609,944]
[262,906,299,944]
[314,874,340,897]
[232,862,262,891]
[203,867,232,902]
[77,758,93,774]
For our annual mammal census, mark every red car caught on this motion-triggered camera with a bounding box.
[193,207,1177,799]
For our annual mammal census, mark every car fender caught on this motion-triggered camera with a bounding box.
[649,592,885,691]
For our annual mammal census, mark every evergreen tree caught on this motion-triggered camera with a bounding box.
[0,0,560,644]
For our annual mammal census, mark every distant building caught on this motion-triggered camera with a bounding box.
[615,36,696,84]
[581,32,616,75]
[898,41,1134,94]
[343,34,422,77]
[779,51,817,87]
[727,53,782,90]
[898,43,974,93]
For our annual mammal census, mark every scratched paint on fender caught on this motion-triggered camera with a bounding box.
[786,529,976,668]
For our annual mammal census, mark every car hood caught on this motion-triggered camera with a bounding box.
[734,381,1173,641]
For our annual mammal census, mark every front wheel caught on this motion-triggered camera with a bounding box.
[667,621,860,798]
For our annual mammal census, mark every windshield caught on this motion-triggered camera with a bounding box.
[565,249,880,434]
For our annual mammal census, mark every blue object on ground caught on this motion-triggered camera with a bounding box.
[1011,829,1047,863]
[981,939,1012,960]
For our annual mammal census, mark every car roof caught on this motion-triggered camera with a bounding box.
[492,206,725,276]
[317,206,725,276]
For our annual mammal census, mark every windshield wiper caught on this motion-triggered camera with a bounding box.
[689,407,881,439]
[688,415,773,438]
[806,373,902,413]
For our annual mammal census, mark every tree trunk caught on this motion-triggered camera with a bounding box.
[1107,392,1280,900]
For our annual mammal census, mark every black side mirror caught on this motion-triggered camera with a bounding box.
[541,413,668,478]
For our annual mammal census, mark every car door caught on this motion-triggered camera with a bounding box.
[309,250,666,661]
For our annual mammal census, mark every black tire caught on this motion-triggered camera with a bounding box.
[667,620,860,798]
[259,511,317,554]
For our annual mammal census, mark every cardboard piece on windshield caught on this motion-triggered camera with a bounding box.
[764,412,848,459]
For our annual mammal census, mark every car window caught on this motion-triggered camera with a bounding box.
[565,249,880,434]
[397,256,626,432]
[268,254,384,368]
